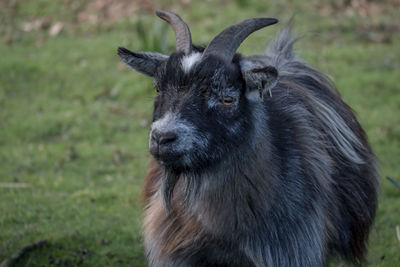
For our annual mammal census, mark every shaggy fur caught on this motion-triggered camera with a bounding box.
[119,18,379,267]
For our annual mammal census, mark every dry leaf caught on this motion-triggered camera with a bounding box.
[49,22,64,36]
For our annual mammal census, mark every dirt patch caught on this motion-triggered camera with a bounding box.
[317,0,400,43]
[76,0,154,24]
[318,0,400,17]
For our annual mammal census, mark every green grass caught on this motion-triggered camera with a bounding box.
[1,0,399,266]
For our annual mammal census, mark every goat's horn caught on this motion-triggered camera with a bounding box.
[203,18,278,62]
[156,10,192,55]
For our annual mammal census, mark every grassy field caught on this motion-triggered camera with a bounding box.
[0,0,399,266]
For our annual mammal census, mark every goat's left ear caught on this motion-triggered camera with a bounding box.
[117,47,168,77]
[240,60,278,99]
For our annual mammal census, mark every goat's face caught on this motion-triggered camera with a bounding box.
[150,53,248,169]
[118,10,278,171]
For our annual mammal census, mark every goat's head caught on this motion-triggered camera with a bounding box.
[118,10,278,171]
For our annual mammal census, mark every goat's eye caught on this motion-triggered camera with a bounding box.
[220,97,235,106]
[155,87,160,95]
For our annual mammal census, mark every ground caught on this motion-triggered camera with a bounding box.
[0,0,399,266]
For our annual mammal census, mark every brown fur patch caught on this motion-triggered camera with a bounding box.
[143,158,206,260]
[143,158,163,202]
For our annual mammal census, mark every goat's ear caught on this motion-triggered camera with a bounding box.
[117,47,168,77]
[240,60,278,99]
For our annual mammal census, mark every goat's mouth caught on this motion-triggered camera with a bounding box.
[155,152,184,167]
[149,145,185,167]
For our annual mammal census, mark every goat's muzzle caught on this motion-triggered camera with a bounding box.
[149,129,183,166]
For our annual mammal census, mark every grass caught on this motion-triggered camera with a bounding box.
[0,0,399,266]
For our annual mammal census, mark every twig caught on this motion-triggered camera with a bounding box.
[0,183,30,189]
[386,176,400,191]
[396,225,400,246]
[0,234,24,262]
[0,239,48,267]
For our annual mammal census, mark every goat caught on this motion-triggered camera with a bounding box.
[117,10,379,267]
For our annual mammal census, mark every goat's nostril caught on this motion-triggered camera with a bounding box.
[151,131,160,142]
[159,132,177,145]
[151,131,177,146]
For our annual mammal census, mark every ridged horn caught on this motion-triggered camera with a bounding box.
[156,10,192,55]
[203,18,278,62]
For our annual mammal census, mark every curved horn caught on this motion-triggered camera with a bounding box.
[203,18,278,62]
[156,10,192,55]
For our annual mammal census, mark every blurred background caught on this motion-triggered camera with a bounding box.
[0,0,399,266]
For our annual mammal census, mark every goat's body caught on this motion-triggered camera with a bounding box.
[142,28,379,267]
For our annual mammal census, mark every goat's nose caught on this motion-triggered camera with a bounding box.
[151,131,178,146]
[159,132,177,145]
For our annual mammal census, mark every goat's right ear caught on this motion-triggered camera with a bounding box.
[117,47,168,77]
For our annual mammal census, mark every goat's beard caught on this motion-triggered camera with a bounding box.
[160,167,203,212]
[160,168,181,211]
[158,145,229,211]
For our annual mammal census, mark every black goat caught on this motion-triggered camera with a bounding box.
[118,10,379,267]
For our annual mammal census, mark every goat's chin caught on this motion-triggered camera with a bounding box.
[153,151,210,172]
[152,153,184,168]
